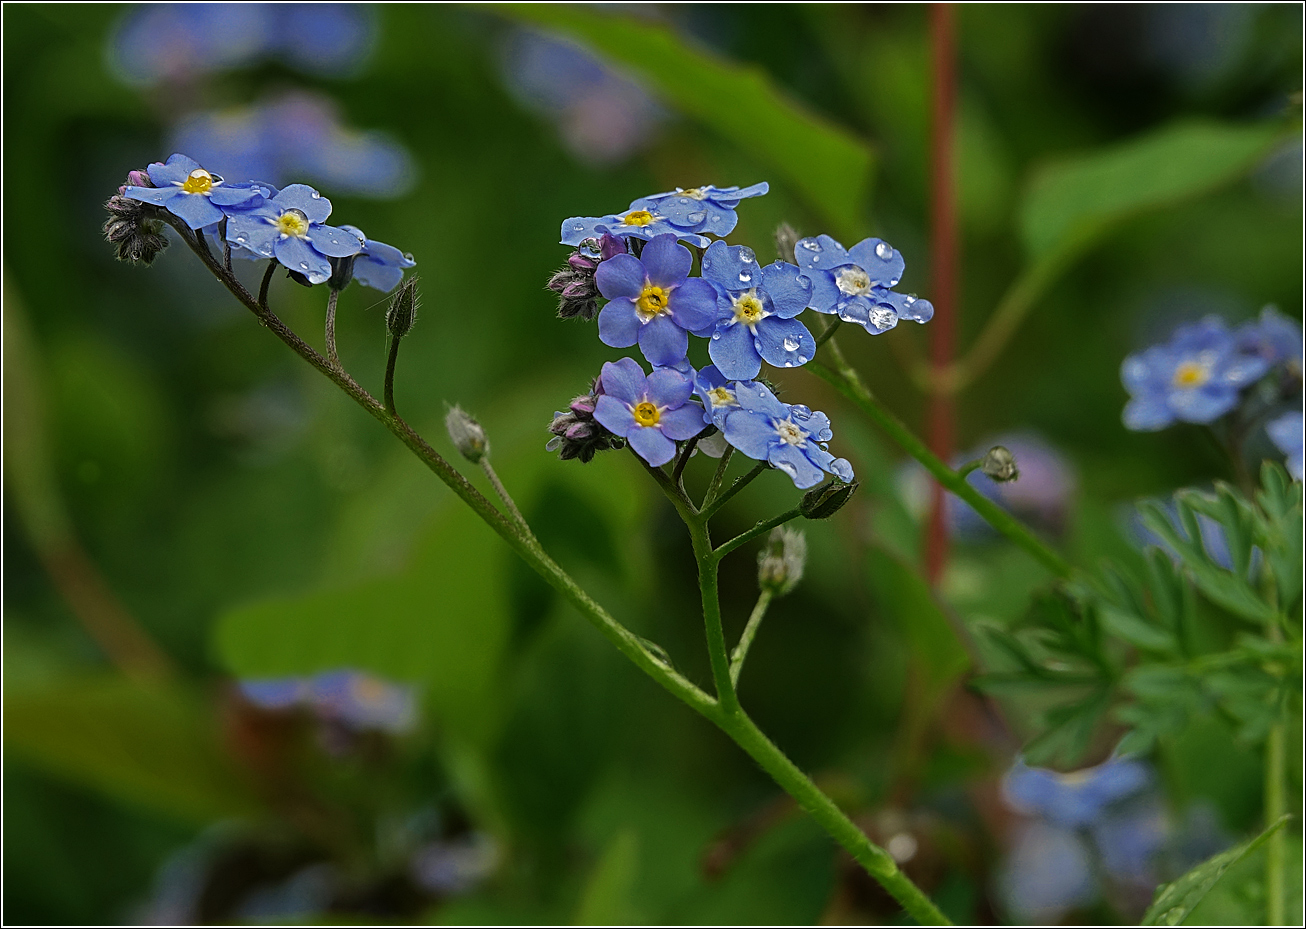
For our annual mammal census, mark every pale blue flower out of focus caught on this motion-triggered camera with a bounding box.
[1236,306,1304,373]
[698,241,816,379]
[999,821,1095,922]
[791,233,934,334]
[1127,494,1241,570]
[648,182,770,239]
[123,153,271,229]
[1267,411,1304,480]
[720,382,854,489]
[239,669,417,734]
[1003,756,1152,828]
[336,224,416,292]
[1120,316,1269,431]
[225,184,364,285]
[591,357,707,466]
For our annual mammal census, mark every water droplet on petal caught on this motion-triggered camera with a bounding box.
[800,240,820,251]
[782,336,800,352]
[687,210,707,225]
[311,191,321,199]
[235,235,246,242]
[711,332,721,341]
[739,248,755,264]
[904,295,916,305]
[299,262,309,270]
[797,355,808,365]
[875,241,893,259]
[708,215,720,225]
[753,338,764,352]
[573,223,585,232]
[811,255,820,263]
[784,361,793,367]
[738,270,752,283]
[869,308,898,331]
[889,277,900,286]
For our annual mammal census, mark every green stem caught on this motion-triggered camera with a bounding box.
[956,460,982,479]
[173,214,947,925]
[481,457,534,542]
[716,507,803,561]
[383,335,401,415]
[730,589,773,686]
[701,460,769,521]
[1266,720,1285,926]
[814,316,842,349]
[703,446,735,509]
[325,288,342,370]
[689,515,740,716]
[808,336,1071,578]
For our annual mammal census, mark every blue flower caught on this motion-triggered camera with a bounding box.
[720,382,854,489]
[1267,411,1303,480]
[239,677,308,710]
[1089,796,1168,882]
[308,670,417,734]
[1236,306,1303,372]
[224,183,364,285]
[123,153,270,229]
[698,241,816,379]
[790,234,934,334]
[561,197,709,248]
[595,234,719,367]
[999,822,1095,922]
[645,182,769,238]
[1002,756,1151,828]
[693,364,759,428]
[335,224,415,292]
[591,357,707,466]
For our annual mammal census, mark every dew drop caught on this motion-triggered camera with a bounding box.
[799,240,820,251]
[739,248,755,264]
[869,308,898,331]
[573,223,585,231]
[811,255,820,263]
[753,338,764,352]
[711,332,721,341]
[235,235,247,242]
[784,361,793,367]
[707,215,720,225]
[299,262,310,270]
[310,191,321,199]
[904,295,916,305]
[796,355,808,365]
[889,277,900,286]
[783,336,800,352]
[875,241,893,259]
[687,210,707,225]
[738,270,752,283]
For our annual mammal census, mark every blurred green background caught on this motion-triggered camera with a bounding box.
[3,3,1301,924]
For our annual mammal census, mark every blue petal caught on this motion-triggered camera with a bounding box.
[594,394,637,438]
[879,290,934,324]
[600,356,646,404]
[669,278,721,333]
[806,269,841,314]
[639,314,688,367]
[756,317,815,369]
[759,262,813,318]
[598,299,640,349]
[147,153,202,186]
[641,234,691,288]
[659,404,709,441]
[275,235,331,285]
[1122,396,1174,431]
[122,185,179,206]
[847,237,906,287]
[628,426,676,466]
[791,407,833,442]
[272,184,332,224]
[700,241,759,292]
[828,457,855,482]
[722,409,777,460]
[561,215,608,246]
[307,223,365,258]
[709,321,762,380]
[768,444,825,489]
[226,213,277,258]
[1169,385,1238,424]
[792,234,850,272]
[863,301,900,335]
[167,193,225,229]
[208,184,266,207]
[713,181,768,201]
[352,255,405,292]
[595,254,646,299]
[1121,348,1171,393]
[835,295,872,326]
[735,381,789,420]
[645,367,693,408]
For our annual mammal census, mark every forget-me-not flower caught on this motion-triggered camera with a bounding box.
[720,382,854,489]
[123,153,270,229]
[1236,306,1303,373]
[592,357,707,466]
[225,183,364,285]
[698,241,816,379]
[646,182,769,238]
[693,364,756,428]
[595,233,719,367]
[1002,756,1152,828]
[562,197,709,248]
[334,224,415,292]
[240,669,417,735]
[1267,411,1303,480]
[1121,316,1269,431]
[791,234,934,334]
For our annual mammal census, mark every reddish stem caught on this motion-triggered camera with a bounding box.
[925,2,958,584]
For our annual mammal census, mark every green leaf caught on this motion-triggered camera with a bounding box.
[574,829,642,925]
[3,677,255,823]
[491,4,874,235]
[1142,815,1290,925]
[1099,605,1176,653]
[1021,119,1285,260]
[213,501,511,745]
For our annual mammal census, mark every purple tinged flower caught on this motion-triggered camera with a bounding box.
[698,241,816,378]
[791,233,934,334]
[720,382,854,489]
[123,153,270,229]
[595,234,719,367]
[591,357,706,466]
[1121,316,1269,431]
[224,183,364,285]
[335,224,415,292]
[561,198,709,248]
[646,182,769,238]
[1267,411,1303,480]
[1002,757,1152,828]
[1089,797,1168,882]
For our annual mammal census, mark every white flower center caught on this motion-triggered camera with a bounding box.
[835,265,872,296]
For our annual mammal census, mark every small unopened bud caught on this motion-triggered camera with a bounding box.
[386,275,420,339]
[980,446,1019,482]
[774,222,800,263]
[800,479,859,519]
[445,405,489,463]
[757,527,806,595]
[104,171,169,266]
[328,253,357,291]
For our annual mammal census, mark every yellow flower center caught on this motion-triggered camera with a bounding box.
[733,292,765,325]
[636,284,671,320]
[275,209,310,238]
[623,209,655,227]
[708,386,736,408]
[776,419,806,445]
[180,168,215,195]
[1172,360,1210,389]
[681,187,707,199]
[350,675,388,706]
[633,401,660,427]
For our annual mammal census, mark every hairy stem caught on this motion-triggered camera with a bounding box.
[325,288,342,369]
[701,460,769,521]
[703,446,735,509]
[730,589,773,686]
[481,457,534,541]
[814,316,842,349]
[689,516,740,716]
[808,336,1071,578]
[383,335,401,415]
[715,507,803,561]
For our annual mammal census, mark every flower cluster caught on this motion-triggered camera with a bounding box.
[240,669,418,735]
[115,153,415,292]
[549,183,930,487]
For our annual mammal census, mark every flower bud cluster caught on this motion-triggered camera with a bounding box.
[546,377,626,462]
[546,234,627,320]
[103,170,169,265]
